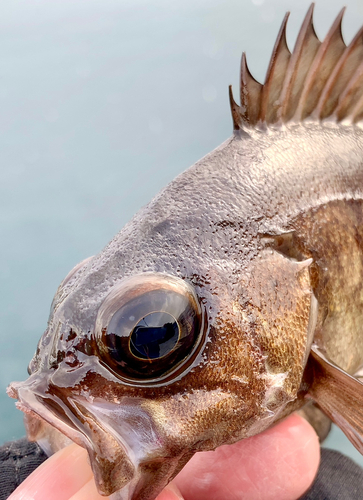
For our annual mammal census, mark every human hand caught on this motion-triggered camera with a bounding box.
[8,413,319,500]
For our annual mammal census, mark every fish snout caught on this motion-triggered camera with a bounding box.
[9,376,190,499]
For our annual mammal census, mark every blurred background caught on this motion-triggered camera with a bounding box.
[1,0,363,466]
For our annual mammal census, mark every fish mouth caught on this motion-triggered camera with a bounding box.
[8,376,190,500]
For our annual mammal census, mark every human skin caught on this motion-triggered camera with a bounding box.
[8,414,319,500]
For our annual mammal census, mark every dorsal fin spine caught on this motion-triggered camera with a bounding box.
[240,53,262,126]
[295,8,346,121]
[316,25,363,120]
[229,85,241,130]
[259,12,291,124]
[335,61,363,121]
[279,4,320,122]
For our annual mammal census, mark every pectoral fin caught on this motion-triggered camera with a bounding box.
[306,345,363,454]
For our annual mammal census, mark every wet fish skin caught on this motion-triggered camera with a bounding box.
[8,5,363,500]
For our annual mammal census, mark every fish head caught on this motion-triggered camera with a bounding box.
[8,208,316,499]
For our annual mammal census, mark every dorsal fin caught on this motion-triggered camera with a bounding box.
[335,61,363,121]
[279,4,321,122]
[351,82,363,124]
[317,25,363,119]
[260,13,291,124]
[296,8,346,121]
[239,53,263,127]
[229,85,242,130]
[229,4,363,129]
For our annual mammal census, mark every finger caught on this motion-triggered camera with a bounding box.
[8,414,319,500]
[156,483,185,500]
[7,441,186,500]
[173,413,320,500]
[69,477,107,500]
[8,443,97,500]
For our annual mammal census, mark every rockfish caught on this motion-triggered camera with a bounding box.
[8,5,363,500]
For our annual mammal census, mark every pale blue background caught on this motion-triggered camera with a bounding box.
[1,0,363,466]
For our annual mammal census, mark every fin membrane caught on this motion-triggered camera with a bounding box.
[307,345,363,454]
[231,4,363,128]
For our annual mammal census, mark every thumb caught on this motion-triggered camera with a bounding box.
[8,443,105,500]
[173,413,320,500]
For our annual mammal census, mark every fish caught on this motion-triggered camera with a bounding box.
[8,3,363,499]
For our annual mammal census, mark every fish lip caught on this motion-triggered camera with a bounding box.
[9,377,138,495]
[9,375,177,498]
[8,378,91,453]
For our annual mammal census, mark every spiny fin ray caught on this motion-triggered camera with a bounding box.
[279,4,321,122]
[296,8,346,121]
[239,53,262,126]
[229,3,363,129]
[336,61,363,121]
[260,12,291,124]
[317,25,363,119]
[229,85,242,130]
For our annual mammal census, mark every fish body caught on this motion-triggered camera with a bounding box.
[8,5,363,500]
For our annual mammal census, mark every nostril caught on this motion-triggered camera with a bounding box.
[64,351,77,367]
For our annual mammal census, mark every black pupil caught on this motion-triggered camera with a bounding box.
[130,312,179,360]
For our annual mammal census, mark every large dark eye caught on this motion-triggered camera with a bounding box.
[95,273,205,385]
[130,312,179,359]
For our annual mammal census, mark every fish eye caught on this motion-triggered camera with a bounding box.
[129,311,179,360]
[94,273,205,385]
